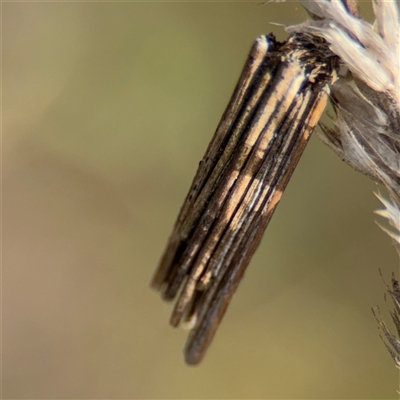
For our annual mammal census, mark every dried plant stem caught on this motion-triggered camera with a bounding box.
[292,0,400,371]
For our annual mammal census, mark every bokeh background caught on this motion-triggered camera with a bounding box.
[3,1,399,398]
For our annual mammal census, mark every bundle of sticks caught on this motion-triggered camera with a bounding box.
[151,0,400,366]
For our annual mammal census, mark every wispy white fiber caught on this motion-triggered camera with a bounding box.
[290,0,400,102]
[375,192,400,245]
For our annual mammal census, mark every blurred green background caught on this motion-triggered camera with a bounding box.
[3,1,398,398]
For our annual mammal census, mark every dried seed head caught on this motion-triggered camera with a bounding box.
[290,0,400,250]
[372,272,400,369]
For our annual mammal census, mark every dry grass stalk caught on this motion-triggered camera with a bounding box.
[290,0,400,368]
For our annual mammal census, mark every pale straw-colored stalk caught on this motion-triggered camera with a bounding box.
[288,0,400,368]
